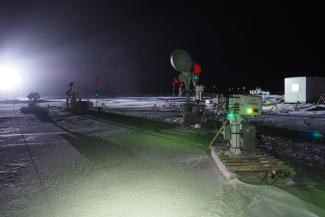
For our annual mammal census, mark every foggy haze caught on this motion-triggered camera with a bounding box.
[0,1,324,97]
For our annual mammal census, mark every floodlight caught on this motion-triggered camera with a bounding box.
[0,65,22,91]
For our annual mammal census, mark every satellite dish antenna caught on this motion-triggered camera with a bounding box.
[170,49,192,72]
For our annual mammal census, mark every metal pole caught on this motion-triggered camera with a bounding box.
[208,120,228,149]
[95,84,98,108]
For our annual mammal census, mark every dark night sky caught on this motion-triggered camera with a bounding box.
[0,1,324,97]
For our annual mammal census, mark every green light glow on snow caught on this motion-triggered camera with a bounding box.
[312,131,322,139]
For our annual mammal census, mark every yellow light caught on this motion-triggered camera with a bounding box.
[246,107,254,115]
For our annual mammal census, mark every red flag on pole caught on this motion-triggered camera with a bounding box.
[192,62,202,75]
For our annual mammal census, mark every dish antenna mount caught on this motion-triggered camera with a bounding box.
[170,49,193,107]
[170,49,193,88]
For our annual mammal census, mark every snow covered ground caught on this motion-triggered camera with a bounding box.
[1,97,325,217]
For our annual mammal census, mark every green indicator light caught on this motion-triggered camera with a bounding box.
[193,75,199,81]
[227,112,237,121]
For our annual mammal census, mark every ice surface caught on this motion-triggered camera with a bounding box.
[0,98,325,217]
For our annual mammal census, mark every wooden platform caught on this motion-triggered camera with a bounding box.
[215,147,272,172]
[211,146,294,184]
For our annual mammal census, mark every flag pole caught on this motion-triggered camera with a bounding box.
[95,83,98,108]
[95,75,99,108]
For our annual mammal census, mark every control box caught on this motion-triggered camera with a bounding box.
[228,95,262,117]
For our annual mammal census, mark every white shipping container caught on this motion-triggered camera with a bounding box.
[285,77,325,103]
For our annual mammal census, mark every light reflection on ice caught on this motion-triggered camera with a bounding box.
[1,97,325,217]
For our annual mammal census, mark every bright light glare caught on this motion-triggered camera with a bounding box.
[291,83,299,92]
[0,65,22,91]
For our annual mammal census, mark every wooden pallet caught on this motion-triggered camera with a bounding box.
[211,145,295,185]
[216,148,274,172]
